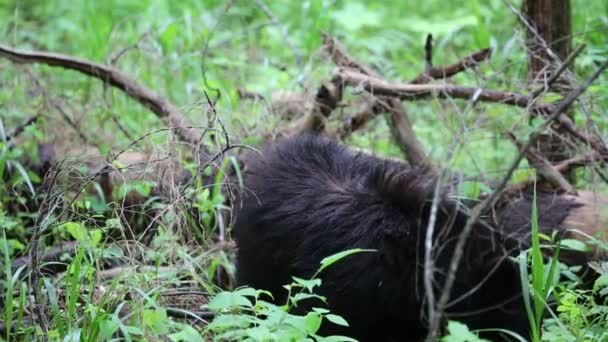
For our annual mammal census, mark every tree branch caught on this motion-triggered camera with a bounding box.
[340,68,554,113]
[321,34,432,167]
[411,47,492,84]
[0,44,202,147]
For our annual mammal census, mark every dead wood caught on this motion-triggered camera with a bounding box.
[411,47,492,84]
[11,241,80,275]
[278,75,344,138]
[339,68,554,113]
[507,131,574,193]
[322,34,432,167]
[0,44,202,148]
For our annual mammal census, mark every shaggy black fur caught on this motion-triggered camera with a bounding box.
[496,192,580,244]
[233,134,528,341]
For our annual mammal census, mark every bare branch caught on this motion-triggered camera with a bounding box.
[322,33,378,76]
[321,34,431,166]
[529,44,586,99]
[340,68,553,113]
[0,43,202,147]
[411,48,493,84]
[6,114,39,143]
[506,131,574,192]
[378,98,432,167]
[333,101,378,139]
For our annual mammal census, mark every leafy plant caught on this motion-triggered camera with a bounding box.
[517,185,562,342]
[205,249,373,341]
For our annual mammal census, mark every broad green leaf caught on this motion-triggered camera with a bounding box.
[168,325,204,342]
[207,291,253,311]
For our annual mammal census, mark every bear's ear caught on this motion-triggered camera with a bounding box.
[368,163,437,214]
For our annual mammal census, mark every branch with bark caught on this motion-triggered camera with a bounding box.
[339,68,554,113]
[0,44,202,149]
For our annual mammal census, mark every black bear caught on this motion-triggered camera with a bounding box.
[232,134,529,341]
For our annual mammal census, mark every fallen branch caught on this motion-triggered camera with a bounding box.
[11,241,80,275]
[554,152,603,173]
[280,75,343,137]
[411,47,492,84]
[322,34,431,167]
[340,68,554,114]
[377,97,431,167]
[557,114,608,155]
[506,131,574,193]
[502,152,604,196]
[333,101,378,139]
[0,44,201,147]
[7,115,39,142]
[322,33,377,76]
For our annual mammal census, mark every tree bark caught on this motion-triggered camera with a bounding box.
[523,0,574,180]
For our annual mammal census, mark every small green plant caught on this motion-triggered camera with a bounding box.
[540,246,608,340]
[205,249,373,341]
[517,185,562,342]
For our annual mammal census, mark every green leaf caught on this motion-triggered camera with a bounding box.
[62,221,88,241]
[235,287,258,297]
[441,321,488,342]
[319,248,376,272]
[325,314,349,327]
[125,325,143,336]
[207,291,253,312]
[168,325,204,342]
[304,312,323,334]
[558,239,590,252]
[291,276,322,292]
[99,319,120,339]
[292,293,323,304]
[207,314,254,331]
[143,308,169,334]
[246,325,274,341]
[90,229,103,247]
[7,160,35,196]
[593,275,608,294]
[160,22,179,52]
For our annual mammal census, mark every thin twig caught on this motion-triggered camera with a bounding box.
[506,131,574,192]
[411,48,492,84]
[254,0,302,67]
[529,44,586,99]
[6,114,39,142]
